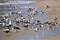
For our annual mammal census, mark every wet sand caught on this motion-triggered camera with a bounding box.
[0,27,60,40]
[43,34,60,40]
[0,28,43,40]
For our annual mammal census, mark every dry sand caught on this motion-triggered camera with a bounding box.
[31,0,60,25]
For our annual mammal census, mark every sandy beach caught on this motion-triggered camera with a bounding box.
[31,0,60,40]
[31,0,60,25]
[0,0,60,40]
